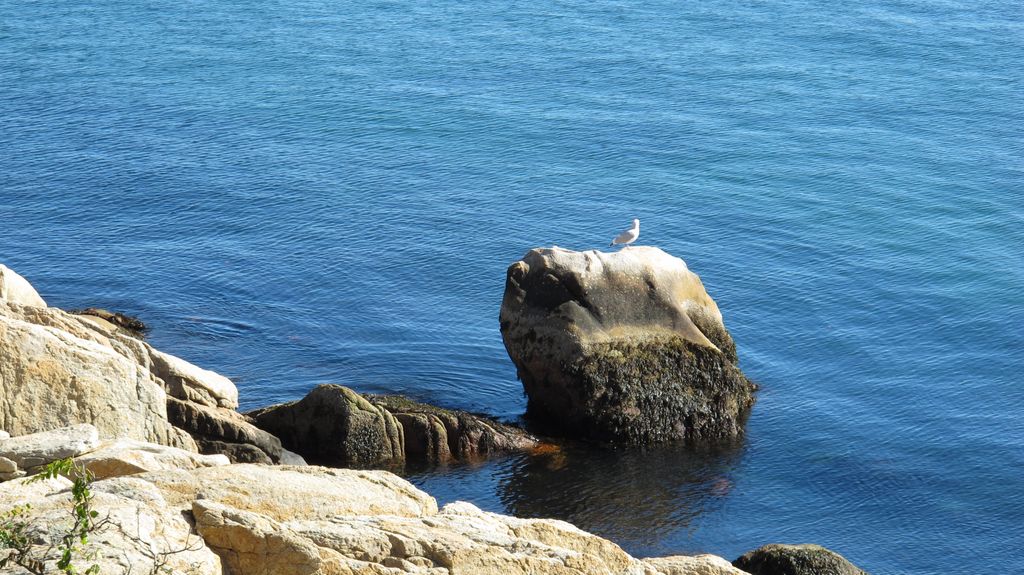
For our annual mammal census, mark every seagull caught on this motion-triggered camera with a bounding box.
[609,218,640,247]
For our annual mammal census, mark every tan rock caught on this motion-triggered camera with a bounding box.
[0,264,47,307]
[150,347,239,409]
[0,473,221,575]
[0,455,17,473]
[0,423,101,469]
[75,438,230,480]
[193,499,321,575]
[644,554,751,575]
[142,464,438,520]
[0,301,190,448]
[289,501,657,575]
[500,246,755,444]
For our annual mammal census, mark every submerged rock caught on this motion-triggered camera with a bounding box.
[71,307,148,338]
[248,384,405,468]
[500,246,755,444]
[733,544,869,575]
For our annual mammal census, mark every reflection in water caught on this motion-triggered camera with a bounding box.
[496,439,747,556]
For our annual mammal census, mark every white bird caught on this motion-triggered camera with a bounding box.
[609,218,640,247]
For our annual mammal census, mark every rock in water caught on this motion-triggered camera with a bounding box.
[247,384,405,468]
[500,246,755,444]
[733,543,870,575]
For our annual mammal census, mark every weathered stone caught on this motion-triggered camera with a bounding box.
[0,424,101,469]
[500,246,755,444]
[289,500,658,575]
[370,395,539,465]
[0,430,9,440]
[0,301,192,449]
[140,464,438,520]
[150,347,239,409]
[0,264,47,307]
[733,544,868,575]
[193,499,321,575]
[74,438,230,480]
[645,554,751,575]
[0,473,221,574]
[167,396,284,463]
[248,384,404,468]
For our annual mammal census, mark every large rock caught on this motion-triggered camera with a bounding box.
[369,394,540,465]
[193,499,322,575]
[500,247,755,444]
[0,300,193,448]
[138,464,438,520]
[150,347,239,409]
[286,500,657,575]
[166,397,285,464]
[0,264,47,307]
[74,438,230,480]
[248,384,405,468]
[733,544,868,575]
[0,473,221,574]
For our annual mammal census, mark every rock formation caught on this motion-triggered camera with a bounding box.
[248,384,405,467]
[369,394,540,465]
[0,264,287,463]
[500,247,755,444]
[1,456,754,575]
[0,262,871,575]
[732,544,869,575]
[0,299,193,448]
[248,384,539,468]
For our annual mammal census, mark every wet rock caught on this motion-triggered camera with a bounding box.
[370,394,540,465]
[500,246,755,444]
[248,384,404,468]
[733,544,869,575]
[71,307,148,338]
[166,397,284,464]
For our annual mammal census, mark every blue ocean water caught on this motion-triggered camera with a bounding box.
[2,0,1022,572]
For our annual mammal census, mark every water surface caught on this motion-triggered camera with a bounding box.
[2,0,1022,572]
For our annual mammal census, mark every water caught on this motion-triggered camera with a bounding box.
[2,0,1021,572]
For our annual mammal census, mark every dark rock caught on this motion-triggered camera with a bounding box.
[500,246,755,444]
[166,397,285,464]
[70,307,148,338]
[247,384,404,468]
[369,395,540,465]
[733,544,869,575]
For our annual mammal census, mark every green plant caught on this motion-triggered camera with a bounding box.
[0,458,102,574]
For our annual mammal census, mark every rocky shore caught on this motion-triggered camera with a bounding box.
[0,262,868,574]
